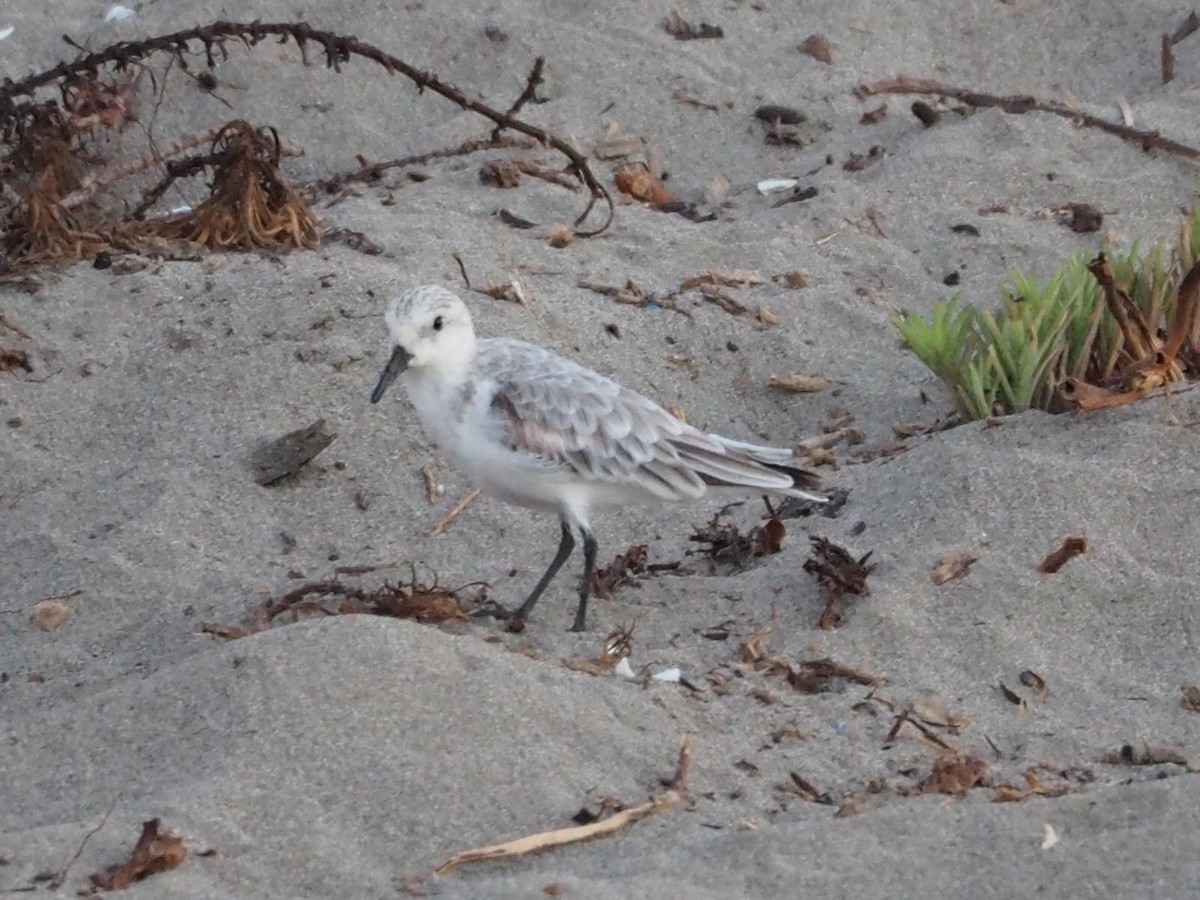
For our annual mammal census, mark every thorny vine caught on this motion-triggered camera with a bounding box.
[0,20,613,273]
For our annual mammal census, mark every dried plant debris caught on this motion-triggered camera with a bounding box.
[860,103,888,125]
[843,145,884,172]
[479,159,523,188]
[1100,742,1196,771]
[325,226,382,255]
[788,658,882,693]
[778,772,833,804]
[431,735,692,878]
[249,418,337,485]
[991,768,1076,803]
[590,543,648,599]
[696,283,747,315]
[773,485,849,520]
[1065,202,1103,234]
[157,122,320,251]
[998,682,1027,709]
[769,372,839,393]
[562,623,636,675]
[858,75,1200,167]
[1,346,32,372]
[87,818,186,893]
[613,165,674,204]
[593,135,644,160]
[481,157,580,192]
[1036,535,1087,573]
[880,704,958,752]
[678,270,765,291]
[753,105,805,126]
[662,12,723,40]
[1019,669,1049,701]
[738,618,883,694]
[1181,684,1200,712]
[689,508,787,573]
[771,185,818,208]
[797,34,834,65]
[203,568,480,638]
[803,537,874,630]
[919,751,990,796]
[30,598,72,630]
[0,22,613,274]
[1162,11,1200,84]
[930,549,980,585]
[910,101,941,127]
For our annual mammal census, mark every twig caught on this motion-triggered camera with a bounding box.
[433,735,691,876]
[130,150,221,219]
[62,128,220,209]
[430,487,482,535]
[0,21,613,233]
[1164,11,1200,84]
[857,75,1200,166]
[491,57,545,142]
[307,135,538,195]
[452,252,472,289]
[0,313,33,338]
[511,159,581,191]
[48,786,124,890]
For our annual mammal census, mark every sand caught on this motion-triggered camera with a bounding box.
[2,0,1199,897]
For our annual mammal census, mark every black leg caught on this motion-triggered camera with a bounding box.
[570,527,598,632]
[505,519,575,632]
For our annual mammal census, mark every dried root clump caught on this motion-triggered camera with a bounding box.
[0,20,613,275]
[1,107,110,268]
[159,121,319,251]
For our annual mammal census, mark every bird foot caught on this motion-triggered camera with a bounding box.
[469,600,528,632]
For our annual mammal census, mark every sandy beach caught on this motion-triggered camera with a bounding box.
[2,1,1199,896]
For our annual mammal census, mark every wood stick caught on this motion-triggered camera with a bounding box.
[858,75,1200,167]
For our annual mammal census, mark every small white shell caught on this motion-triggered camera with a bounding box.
[651,666,682,683]
[756,178,799,195]
[0,26,15,41]
[104,5,136,22]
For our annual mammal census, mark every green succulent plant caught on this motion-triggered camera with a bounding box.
[894,206,1200,420]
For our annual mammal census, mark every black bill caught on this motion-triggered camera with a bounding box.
[370,345,411,403]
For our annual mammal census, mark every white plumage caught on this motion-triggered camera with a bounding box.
[371,284,825,631]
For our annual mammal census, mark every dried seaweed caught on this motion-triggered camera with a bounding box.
[87,818,186,893]
[591,543,648,599]
[157,122,319,251]
[689,507,787,573]
[803,536,874,629]
[203,567,482,637]
[918,752,990,796]
[1036,535,1087,573]
[0,21,612,273]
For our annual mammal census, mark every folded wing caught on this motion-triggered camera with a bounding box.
[479,340,824,502]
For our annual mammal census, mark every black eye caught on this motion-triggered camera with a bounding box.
[433,315,444,332]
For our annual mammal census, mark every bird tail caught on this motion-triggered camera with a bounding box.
[680,435,827,502]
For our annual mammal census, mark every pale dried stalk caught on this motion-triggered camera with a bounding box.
[429,488,483,535]
[434,735,692,876]
[60,128,221,209]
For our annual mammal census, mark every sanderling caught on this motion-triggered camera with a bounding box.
[370,284,826,631]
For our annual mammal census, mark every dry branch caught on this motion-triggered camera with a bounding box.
[309,135,538,195]
[858,76,1200,166]
[433,735,692,876]
[61,128,220,210]
[0,21,612,233]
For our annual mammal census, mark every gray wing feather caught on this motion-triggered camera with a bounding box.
[476,339,821,501]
